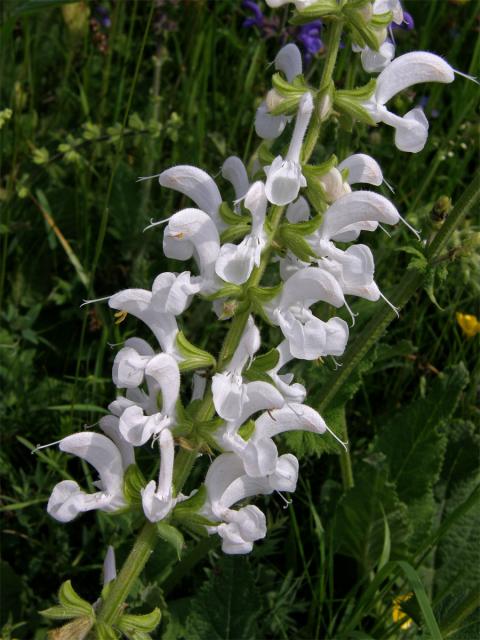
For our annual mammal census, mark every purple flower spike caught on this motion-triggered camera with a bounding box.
[296,20,324,65]
[242,0,264,29]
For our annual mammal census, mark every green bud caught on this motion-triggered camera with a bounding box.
[430,195,452,227]
[32,147,50,165]
[128,112,144,131]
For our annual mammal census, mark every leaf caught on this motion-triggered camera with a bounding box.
[375,364,469,546]
[185,557,260,640]
[334,459,410,571]
[156,523,185,560]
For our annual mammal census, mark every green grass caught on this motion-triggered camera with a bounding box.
[0,0,479,638]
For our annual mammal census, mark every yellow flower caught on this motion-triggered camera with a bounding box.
[456,312,480,339]
[392,593,414,630]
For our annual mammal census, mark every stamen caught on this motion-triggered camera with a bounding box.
[143,217,172,232]
[114,310,128,325]
[380,291,400,317]
[107,341,125,348]
[32,439,63,453]
[398,214,421,241]
[379,224,392,238]
[323,424,349,451]
[275,490,292,509]
[383,178,395,193]
[331,357,343,370]
[80,295,111,308]
[344,299,358,327]
[136,173,162,182]
[454,69,480,85]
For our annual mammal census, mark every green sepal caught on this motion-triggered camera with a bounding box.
[219,201,240,226]
[304,181,328,214]
[343,7,381,50]
[258,143,275,166]
[204,283,243,301]
[156,522,185,560]
[303,155,338,178]
[117,608,162,635]
[279,225,318,262]
[289,0,341,23]
[272,72,307,97]
[243,367,276,385]
[176,331,216,372]
[40,580,94,622]
[172,399,195,438]
[238,419,256,441]
[173,485,208,517]
[247,348,280,373]
[248,283,282,303]
[96,621,120,639]
[123,464,147,507]
[220,223,251,244]
[334,80,378,126]
[371,10,394,28]
[285,215,323,237]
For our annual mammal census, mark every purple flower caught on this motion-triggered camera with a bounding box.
[95,5,111,29]
[392,10,415,31]
[296,20,323,64]
[242,0,264,29]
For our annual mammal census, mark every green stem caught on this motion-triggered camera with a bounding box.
[302,19,344,163]
[96,521,158,626]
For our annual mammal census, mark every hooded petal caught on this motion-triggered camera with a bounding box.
[112,347,150,389]
[222,156,250,200]
[242,437,279,477]
[159,165,223,229]
[360,41,395,73]
[268,453,298,493]
[254,403,327,440]
[215,238,258,285]
[145,353,180,417]
[319,191,400,240]
[255,102,288,140]
[275,43,302,82]
[228,315,261,374]
[375,51,454,106]
[279,267,346,309]
[286,196,310,223]
[59,432,124,499]
[119,405,165,446]
[204,452,246,506]
[338,154,383,187]
[264,156,305,206]
[47,480,112,523]
[141,429,175,522]
[152,271,200,315]
[212,373,245,421]
[99,414,135,469]
[393,107,429,153]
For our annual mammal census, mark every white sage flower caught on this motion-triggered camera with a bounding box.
[47,433,127,523]
[215,181,268,285]
[212,316,283,421]
[141,429,177,522]
[163,208,221,295]
[119,353,180,446]
[158,165,224,230]
[264,92,314,205]
[255,43,303,140]
[363,52,454,152]
[222,156,250,202]
[267,267,349,360]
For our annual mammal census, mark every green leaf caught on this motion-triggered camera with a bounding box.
[185,557,261,640]
[176,332,216,372]
[334,459,411,572]
[376,364,469,547]
[156,523,185,560]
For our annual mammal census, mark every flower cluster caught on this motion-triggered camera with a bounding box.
[46,2,460,556]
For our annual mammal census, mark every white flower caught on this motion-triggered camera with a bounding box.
[202,452,299,554]
[286,196,310,223]
[108,277,182,355]
[265,0,318,9]
[363,52,454,152]
[338,153,384,189]
[266,267,349,360]
[163,208,221,295]
[215,181,268,285]
[221,156,250,203]
[264,92,314,205]
[255,43,303,140]
[158,165,224,230]
[119,353,180,446]
[267,340,306,403]
[141,429,177,522]
[47,433,127,523]
[224,403,326,477]
[212,316,283,421]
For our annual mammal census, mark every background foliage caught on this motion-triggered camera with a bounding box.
[1,0,479,638]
